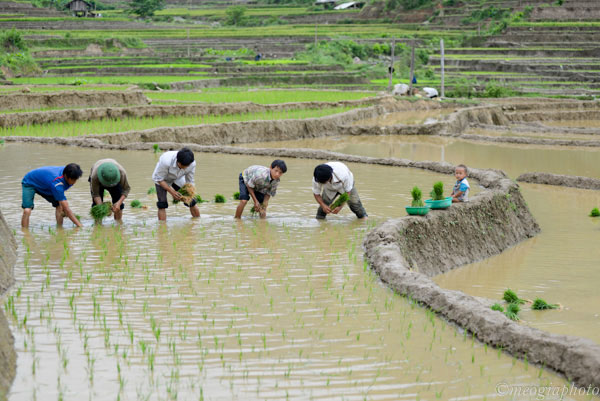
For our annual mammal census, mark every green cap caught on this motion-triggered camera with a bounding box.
[97,162,120,187]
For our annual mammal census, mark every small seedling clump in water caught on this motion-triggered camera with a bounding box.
[430,181,445,201]
[503,289,525,305]
[411,186,424,207]
[505,303,520,321]
[590,208,600,217]
[153,144,160,153]
[214,194,226,203]
[147,187,156,195]
[233,192,240,200]
[490,303,504,312]
[330,193,349,209]
[90,202,112,221]
[131,200,142,208]
[531,298,559,310]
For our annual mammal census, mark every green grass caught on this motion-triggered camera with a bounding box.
[49,63,213,70]
[0,85,130,93]
[238,59,308,66]
[12,76,213,85]
[0,106,358,137]
[145,90,376,104]
[155,7,357,17]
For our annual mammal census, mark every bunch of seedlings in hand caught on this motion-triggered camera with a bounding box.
[90,202,112,222]
[330,193,349,209]
[173,184,196,205]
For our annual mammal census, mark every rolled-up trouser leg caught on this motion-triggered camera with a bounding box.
[347,186,367,218]
[316,192,335,220]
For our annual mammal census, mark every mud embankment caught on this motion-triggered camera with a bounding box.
[363,165,600,389]
[517,172,600,190]
[0,91,150,111]
[0,96,389,128]
[0,210,17,398]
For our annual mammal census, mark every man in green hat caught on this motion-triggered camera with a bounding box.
[89,159,131,221]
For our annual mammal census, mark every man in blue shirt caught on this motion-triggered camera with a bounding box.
[21,163,83,228]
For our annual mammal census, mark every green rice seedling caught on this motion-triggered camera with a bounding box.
[0,139,4,145]
[147,187,157,195]
[411,186,424,207]
[194,194,208,203]
[90,202,112,221]
[490,303,504,312]
[330,193,349,209]
[130,200,142,208]
[503,289,525,305]
[75,214,81,221]
[590,207,600,217]
[531,298,559,310]
[153,144,160,153]
[430,181,445,201]
[233,192,240,200]
[504,303,520,321]
[214,194,226,203]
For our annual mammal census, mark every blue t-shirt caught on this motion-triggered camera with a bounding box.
[22,166,72,202]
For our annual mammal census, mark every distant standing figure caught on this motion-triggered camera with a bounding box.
[152,147,200,221]
[451,164,470,203]
[235,160,287,219]
[423,87,439,98]
[312,162,367,220]
[21,163,83,228]
[392,83,409,96]
[89,159,130,221]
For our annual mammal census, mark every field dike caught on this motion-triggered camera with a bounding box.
[517,172,600,190]
[0,210,17,398]
[0,96,393,128]
[0,91,150,111]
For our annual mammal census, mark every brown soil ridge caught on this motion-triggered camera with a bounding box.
[0,96,392,128]
[363,166,600,389]
[458,133,600,147]
[0,91,150,111]
[0,210,17,398]
[517,172,600,190]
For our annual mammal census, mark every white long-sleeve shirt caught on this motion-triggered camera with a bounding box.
[312,161,354,197]
[152,151,195,186]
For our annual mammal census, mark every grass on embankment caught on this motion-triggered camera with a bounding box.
[145,90,376,104]
[0,85,131,93]
[0,106,357,137]
[12,76,214,85]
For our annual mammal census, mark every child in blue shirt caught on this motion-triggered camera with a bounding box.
[451,164,470,203]
[21,163,83,228]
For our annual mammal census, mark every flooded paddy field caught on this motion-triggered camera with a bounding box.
[238,134,600,345]
[240,134,600,178]
[0,143,584,400]
[352,109,454,127]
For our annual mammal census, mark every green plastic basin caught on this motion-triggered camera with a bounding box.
[405,206,430,216]
[425,197,452,209]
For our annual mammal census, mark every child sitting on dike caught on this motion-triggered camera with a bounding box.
[235,160,287,219]
[451,164,470,203]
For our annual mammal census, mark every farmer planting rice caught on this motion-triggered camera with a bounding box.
[312,162,367,220]
[235,159,287,219]
[21,163,83,228]
[89,159,131,221]
[152,147,200,221]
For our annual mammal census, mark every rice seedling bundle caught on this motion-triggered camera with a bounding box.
[531,298,559,310]
[214,194,226,203]
[130,200,142,208]
[590,207,600,217]
[330,193,349,209]
[503,289,525,305]
[90,202,112,221]
[173,183,196,205]
[490,303,504,312]
[430,181,445,201]
[233,192,240,200]
[411,186,424,207]
[504,303,520,321]
[147,187,157,195]
[153,144,160,153]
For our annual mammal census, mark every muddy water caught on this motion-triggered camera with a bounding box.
[544,120,600,128]
[466,126,600,141]
[240,134,600,178]
[239,135,600,344]
[0,143,583,400]
[434,183,600,343]
[353,109,453,126]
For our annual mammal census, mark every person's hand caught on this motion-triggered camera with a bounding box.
[112,202,121,213]
[321,204,332,214]
[259,208,267,219]
[172,191,183,201]
[332,206,342,214]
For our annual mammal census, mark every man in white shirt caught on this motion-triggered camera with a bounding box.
[152,147,200,221]
[312,161,367,220]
